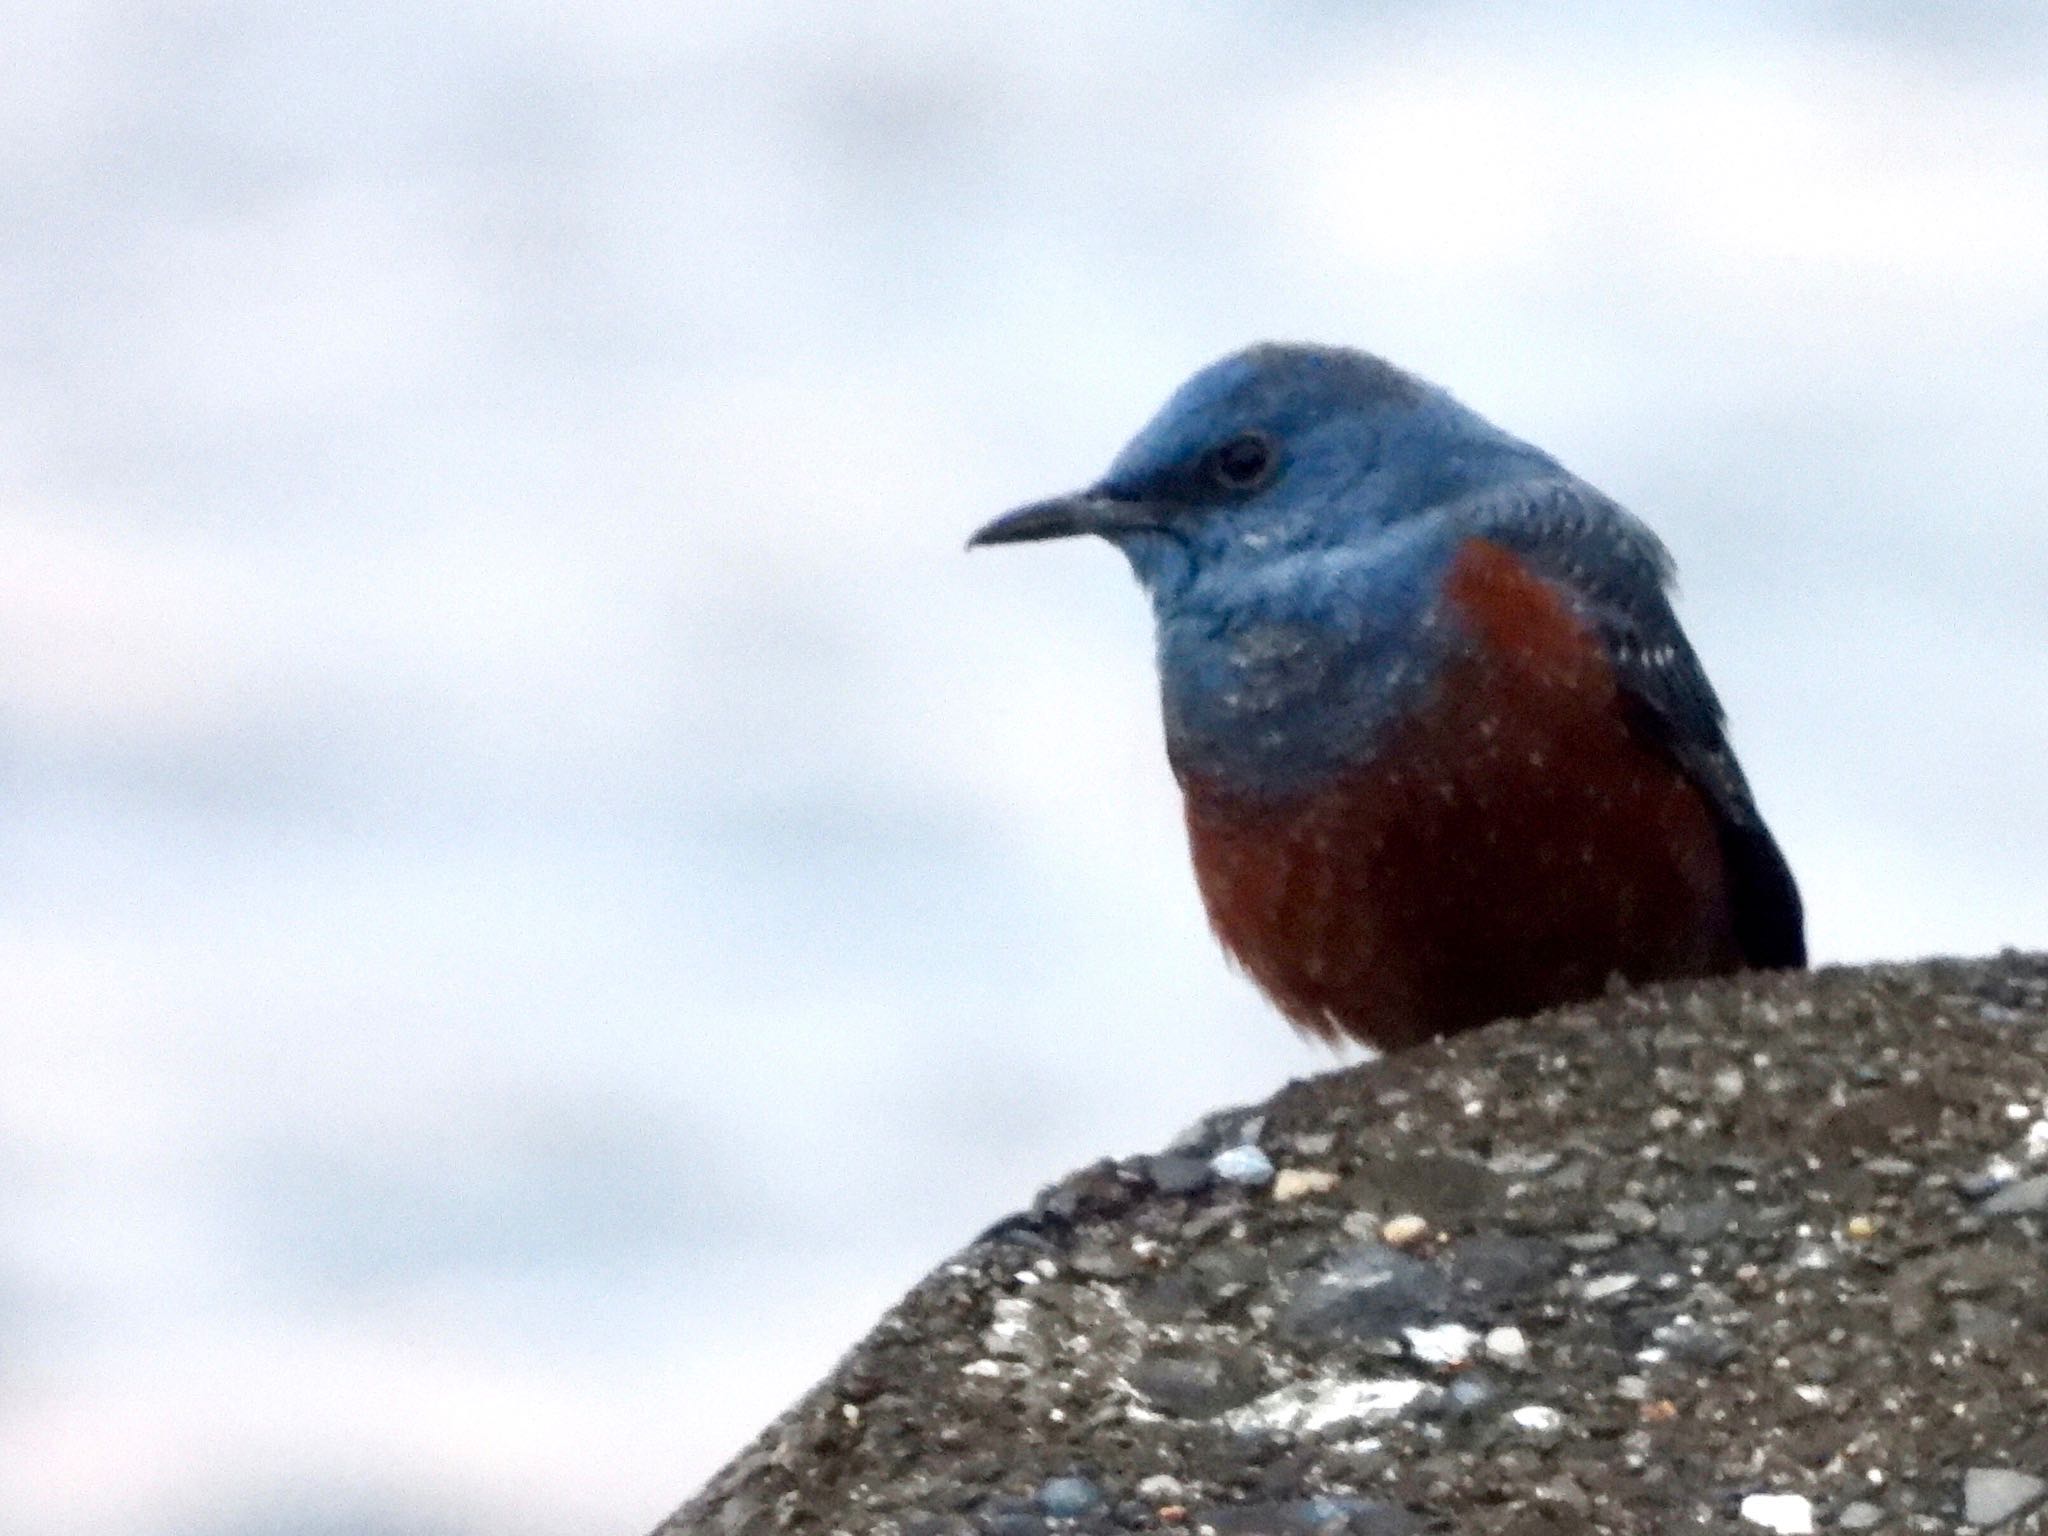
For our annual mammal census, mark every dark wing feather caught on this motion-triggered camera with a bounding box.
[1450,479,1806,969]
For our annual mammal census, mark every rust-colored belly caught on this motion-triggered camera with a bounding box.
[1178,538,1737,1050]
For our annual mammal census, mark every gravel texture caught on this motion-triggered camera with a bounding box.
[659,955,2048,1535]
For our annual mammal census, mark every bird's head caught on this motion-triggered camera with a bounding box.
[969,343,1558,604]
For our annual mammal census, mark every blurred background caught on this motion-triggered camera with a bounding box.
[3,3,2046,1532]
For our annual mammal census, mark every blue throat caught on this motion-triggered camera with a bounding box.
[998,342,1573,802]
[1150,512,1466,800]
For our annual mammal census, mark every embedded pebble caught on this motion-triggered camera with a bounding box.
[1738,1492,1813,1533]
[979,1502,1048,1536]
[1960,1157,2019,1200]
[1298,1494,1418,1533]
[1655,1319,1741,1366]
[1168,1106,1265,1157]
[1790,1241,1834,1270]
[1981,1174,2048,1215]
[1581,1272,1638,1302]
[1211,1144,1276,1186]
[1279,1242,1451,1341]
[1488,1148,1560,1176]
[1036,1475,1102,1518]
[1443,1233,1564,1309]
[983,1297,1034,1359]
[1134,1474,1185,1504]
[1482,1325,1528,1362]
[1835,1502,1882,1530]
[1222,1375,1437,1437]
[1380,1213,1430,1246]
[1962,1468,2048,1526]
[1126,1350,1263,1418]
[1658,1198,1738,1245]
[1403,1322,1478,1366]
[1272,1167,1339,1202]
[1440,1372,1499,1419]
[1195,1496,1417,1535]
[1145,1153,1215,1196]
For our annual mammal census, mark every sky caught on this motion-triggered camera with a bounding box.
[2,3,2046,1533]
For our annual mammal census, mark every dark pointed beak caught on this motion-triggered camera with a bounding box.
[967,492,1155,549]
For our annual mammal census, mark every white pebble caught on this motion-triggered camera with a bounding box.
[1211,1144,1276,1185]
[1963,1468,2048,1527]
[1380,1213,1429,1246]
[1739,1493,1814,1534]
[1404,1322,1478,1366]
[1272,1167,1339,1202]
[1483,1326,1528,1362]
[1135,1474,1185,1503]
[1223,1375,1435,1436]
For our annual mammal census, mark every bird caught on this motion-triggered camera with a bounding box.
[968,343,1804,1052]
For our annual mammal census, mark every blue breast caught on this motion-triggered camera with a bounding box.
[1153,513,1467,799]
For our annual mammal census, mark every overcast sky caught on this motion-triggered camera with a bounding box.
[2,4,2046,1533]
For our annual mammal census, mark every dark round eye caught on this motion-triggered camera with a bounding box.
[1211,431,1273,490]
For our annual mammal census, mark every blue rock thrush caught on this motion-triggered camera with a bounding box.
[969,343,1804,1051]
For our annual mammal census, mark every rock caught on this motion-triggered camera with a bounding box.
[655,954,2048,1536]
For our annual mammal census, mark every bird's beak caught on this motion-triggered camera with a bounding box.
[966,491,1154,549]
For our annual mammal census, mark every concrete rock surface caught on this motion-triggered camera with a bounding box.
[659,955,2048,1536]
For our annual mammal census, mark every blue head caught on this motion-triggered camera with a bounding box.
[969,344,1573,795]
[969,343,1559,604]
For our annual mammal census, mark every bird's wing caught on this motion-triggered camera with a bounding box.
[1448,478,1806,969]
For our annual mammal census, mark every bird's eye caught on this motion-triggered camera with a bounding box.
[1211,432,1273,490]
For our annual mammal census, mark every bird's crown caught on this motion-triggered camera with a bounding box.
[970,342,1564,605]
